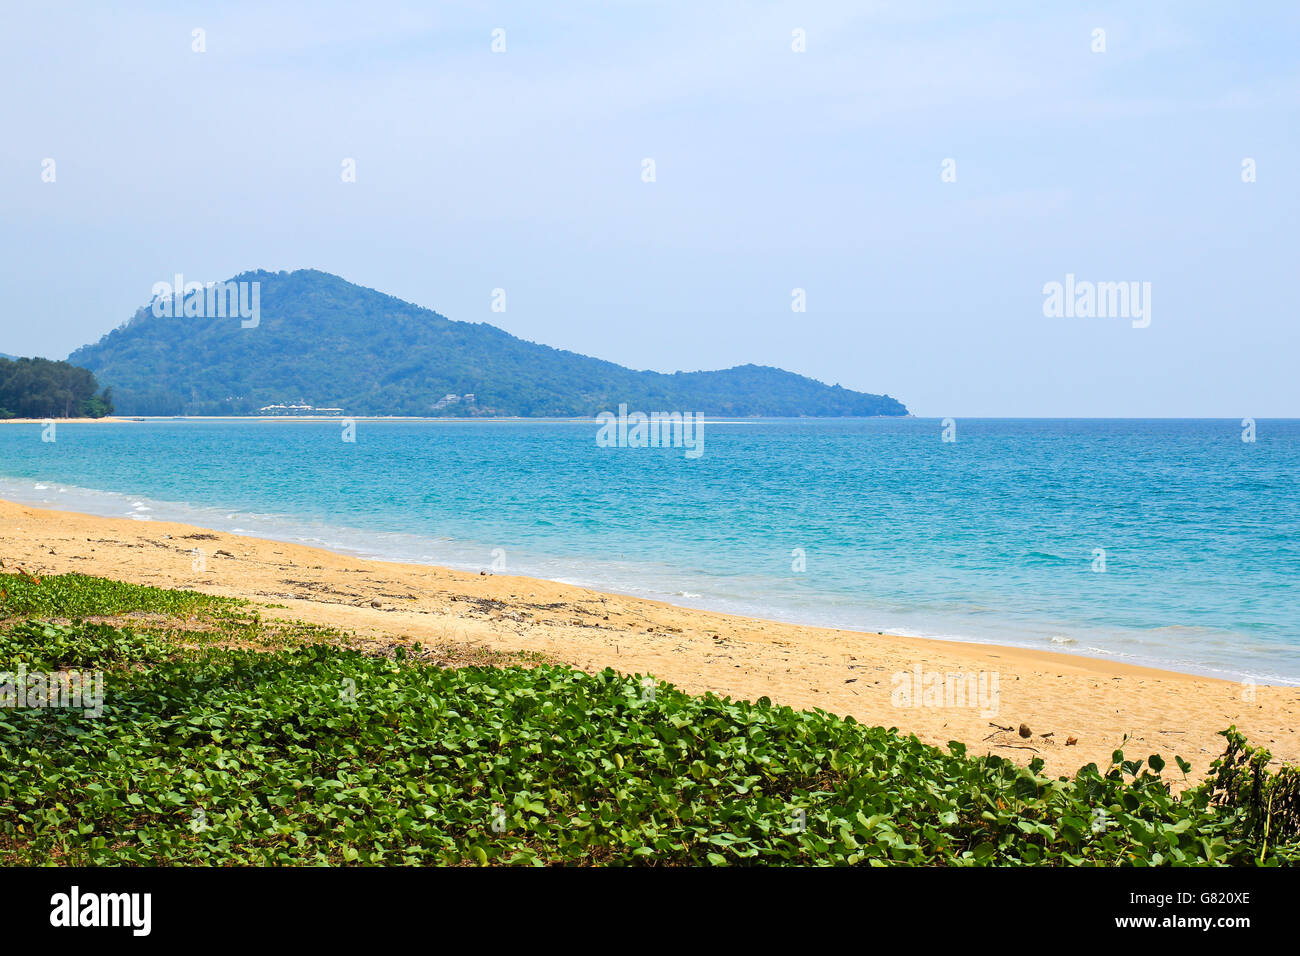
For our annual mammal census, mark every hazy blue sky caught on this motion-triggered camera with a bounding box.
[3,1,1296,416]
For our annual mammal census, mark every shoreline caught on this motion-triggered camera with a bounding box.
[0,478,1279,686]
[0,417,128,424]
[3,496,1297,779]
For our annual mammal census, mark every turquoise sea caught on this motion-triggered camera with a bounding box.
[1,418,1296,683]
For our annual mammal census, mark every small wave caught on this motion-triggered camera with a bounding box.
[1049,635,1077,645]
[1025,550,1068,563]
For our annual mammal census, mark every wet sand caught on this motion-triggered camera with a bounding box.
[3,498,1296,780]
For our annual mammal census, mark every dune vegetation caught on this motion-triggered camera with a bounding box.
[1,570,1295,866]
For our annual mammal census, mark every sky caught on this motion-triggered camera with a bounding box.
[2,1,1297,416]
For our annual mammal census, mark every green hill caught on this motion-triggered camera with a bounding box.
[67,269,908,417]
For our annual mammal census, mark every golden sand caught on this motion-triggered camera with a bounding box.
[3,498,1295,780]
[0,418,128,424]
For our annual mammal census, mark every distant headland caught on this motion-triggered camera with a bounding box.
[56,269,908,419]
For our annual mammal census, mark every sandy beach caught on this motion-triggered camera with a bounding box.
[0,417,128,424]
[3,497,1296,780]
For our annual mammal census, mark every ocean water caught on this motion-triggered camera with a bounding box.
[1,418,1296,683]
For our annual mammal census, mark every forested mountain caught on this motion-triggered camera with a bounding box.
[68,270,909,417]
[0,357,114,418]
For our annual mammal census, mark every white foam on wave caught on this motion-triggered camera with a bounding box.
[1,471,1296,685]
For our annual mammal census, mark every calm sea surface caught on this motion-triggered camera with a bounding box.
[1,418,1296,683]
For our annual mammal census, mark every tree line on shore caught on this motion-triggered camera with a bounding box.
[0,356,114,419]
